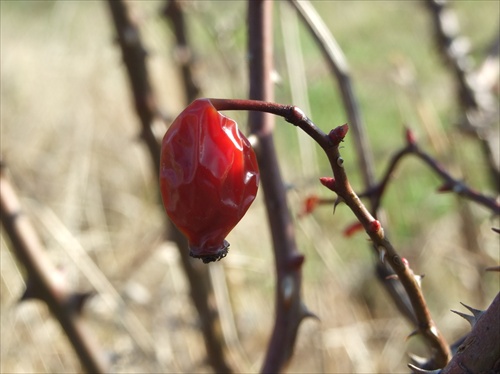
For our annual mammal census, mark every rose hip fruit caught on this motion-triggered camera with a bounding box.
[160,99,259,263]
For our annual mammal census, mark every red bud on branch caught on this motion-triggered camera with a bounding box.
[405,127,417,146]
[328,123,349,145]
[319,177,337,192]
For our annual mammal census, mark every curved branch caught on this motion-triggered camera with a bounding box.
[208,99,452,368]
[360,131,500,216]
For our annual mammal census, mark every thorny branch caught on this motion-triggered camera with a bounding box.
[359,129,500,216]
[210,99,452,369]
[288,0,419,326]
[246,2,310,373]
[107,1,232,372]
[0,164,108,374]
[320,129,452,369]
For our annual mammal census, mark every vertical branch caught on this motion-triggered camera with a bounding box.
[107,1,232,372]
[162,0,200,103]
[246,2,310,373]
[424,0,500,191]
[0,164,108,374]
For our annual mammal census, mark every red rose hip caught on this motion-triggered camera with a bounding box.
[160,99,259,263]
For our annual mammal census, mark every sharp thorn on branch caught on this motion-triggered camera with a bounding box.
[332,196,344,214]
[67,291,95,315]
[450,309,476,327]
[18,277,44,303]
[406,329,419,341]
[459,302,485,319]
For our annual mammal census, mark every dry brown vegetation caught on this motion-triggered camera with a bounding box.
[1,1,498,373]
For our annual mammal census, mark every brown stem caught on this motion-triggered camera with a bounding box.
[286,0,420,326]
[208,99,452,368]
[107,2,232,372]
[0,165,108,374]
[246,2,309,373]
[322,130,452,368]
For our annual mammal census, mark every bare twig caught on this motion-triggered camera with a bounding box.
[246,2,310,372]
[107,1,232,372]
[0,164,108,374]
[360,129,500,216]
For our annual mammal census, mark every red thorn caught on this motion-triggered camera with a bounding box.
[319,177,337,192]
[299,195,320,217]
[288,254,305,270]
[328,124,349,145]
[343,221,364,237]
[405,127,417,146]
[437,182,453,193]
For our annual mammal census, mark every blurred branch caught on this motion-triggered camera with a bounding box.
[288,0,375,200]
[246,2,310,373]
[107,1,232,372]
[360,129,500,216]
[424,0,500,192]
[0,163,108,374]
[162,0,200,103]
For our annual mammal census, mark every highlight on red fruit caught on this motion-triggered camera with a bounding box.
[159,99,260,263]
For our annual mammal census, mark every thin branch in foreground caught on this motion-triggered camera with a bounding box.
[287,0,420,326]
[246,2,311,373]
[209,98,452,369]
[0,164,108,374]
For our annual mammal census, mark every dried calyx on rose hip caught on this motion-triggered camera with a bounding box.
[160,98,259,263]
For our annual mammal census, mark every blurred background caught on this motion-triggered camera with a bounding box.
[1,1,498,373]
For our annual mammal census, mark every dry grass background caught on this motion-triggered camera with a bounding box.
[1,1,499,373]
